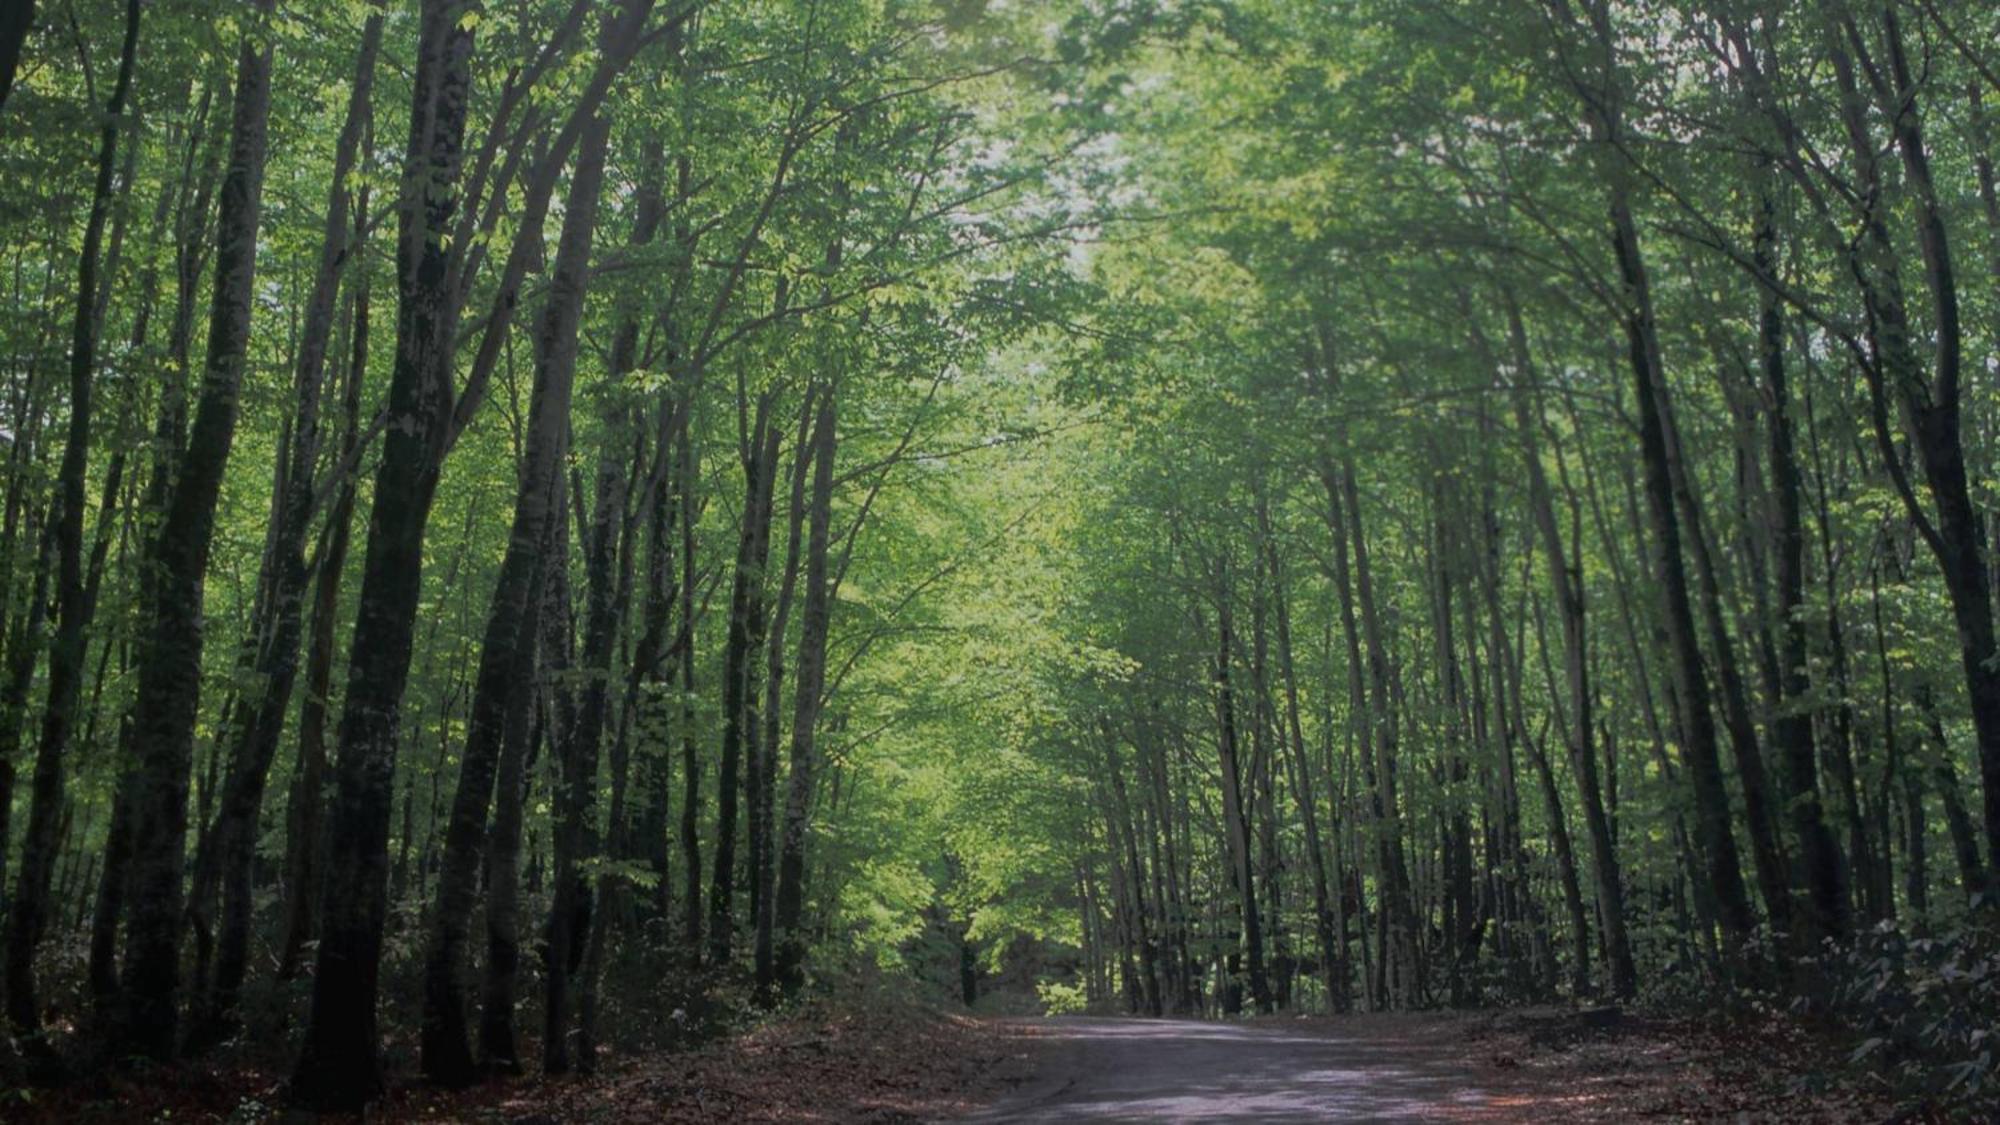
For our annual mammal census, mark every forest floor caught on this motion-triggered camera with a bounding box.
[1,1003,1919,1122]
[1446,1006,1909,1122]
[1,999,1039,1123]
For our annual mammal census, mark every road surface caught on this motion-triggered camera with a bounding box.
[964,1017,1494,1123]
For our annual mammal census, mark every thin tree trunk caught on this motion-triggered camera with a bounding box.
[1528,598,1594,998]
[479,582,550,1076]
[1267,532,1342,1013]
[1503,303,1634,998]
[709,400,779,965]
[1213,572,1272,1014]
[280,227,371,983]
[753,391,815,1003]
[1751,185,1848,945]
[540,109,615,1077]
[677,414,704,957]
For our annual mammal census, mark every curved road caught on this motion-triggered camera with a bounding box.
[965,1017,1494,1123]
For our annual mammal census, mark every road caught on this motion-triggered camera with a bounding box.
[963,1016,1495,1123]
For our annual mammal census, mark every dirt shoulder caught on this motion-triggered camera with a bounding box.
[387,1005,1048,1124]
[1416,1008,1907,1123]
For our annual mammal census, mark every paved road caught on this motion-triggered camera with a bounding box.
[964,1017,1492,1123]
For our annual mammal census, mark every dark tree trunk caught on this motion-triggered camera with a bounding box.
[0,0,30,116]
[192,10,380,1041]
[1920,687,1988,904]
[479,597,548,1075]
[677,415,704,957]
[1101,728,1161,1016]
[579,129,671,1072]
[5,0,140,1054]
[1342,463,1419,1006]
[1825,11,2000,890]
[1528,599,1594,998]
[1615,197,1757,945]
[1267,533,1343,1014]
[292,2,477,1105]
[1661,392,1792,935]
[626,408,680,923]
[290,0,654,1093]
[87,81,227,1013]
[120,0,276,1058]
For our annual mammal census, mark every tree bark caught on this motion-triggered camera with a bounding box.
[1823,9,2000,890]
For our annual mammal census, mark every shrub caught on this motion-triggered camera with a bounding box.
[1826,913,2000,1115]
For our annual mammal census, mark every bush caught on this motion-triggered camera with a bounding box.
[1826,914,2000,1114]
[1035,978,1088,1015]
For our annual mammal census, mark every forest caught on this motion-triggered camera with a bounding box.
[1,0,1999,1119]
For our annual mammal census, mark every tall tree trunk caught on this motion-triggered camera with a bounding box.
[292,2,478,1104]
[539,109,615,1077]
[87,83,228,1011]
[1528,598,1594,998]
[579,128,672,1072]
[1660,388,1792,934]
[1555,0,1759,946]
[1341,461,1419,1006]
[1613,192,1757,945]
[1824,10,2000,888]
[677,414,704,957]
[193,10,381,1040]
[479,572,551,1075]
[119,0,276,1057]
[1267,532,1342,1013]
[5,0,140,1054]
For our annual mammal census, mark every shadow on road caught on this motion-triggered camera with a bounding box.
[963,1016,1492,1123]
